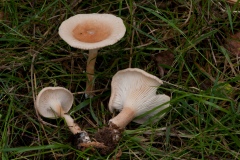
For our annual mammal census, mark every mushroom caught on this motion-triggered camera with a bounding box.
[109,68,171,128]
[58,13,126,97]
[35,87,91,144]
[95,68,171,154]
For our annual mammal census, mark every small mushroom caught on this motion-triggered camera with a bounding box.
[95,68,171,154]
[35,87,91,144]
[59,13,126,97]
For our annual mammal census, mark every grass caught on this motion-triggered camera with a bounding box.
[1,0,240,159]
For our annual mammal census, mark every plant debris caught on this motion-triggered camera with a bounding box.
[73,132,106,150]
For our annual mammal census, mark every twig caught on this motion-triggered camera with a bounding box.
[127,2,136,68]
[208,38,217,65]
[181,0,192,27]
[0,55,83,70]
[162,80,202,92]
[126,127,194,139]
[73,88,108,95]
[78,141,106,149]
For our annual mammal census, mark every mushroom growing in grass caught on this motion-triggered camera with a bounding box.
[95,68,171,154]
[59,13,126,97]
[35,87,91,145]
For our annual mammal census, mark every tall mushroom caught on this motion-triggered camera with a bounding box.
[35,87,91,144]
[59,13,126,97]
[95,68,171,154]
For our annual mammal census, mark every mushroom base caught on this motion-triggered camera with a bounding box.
[94,124,124,155]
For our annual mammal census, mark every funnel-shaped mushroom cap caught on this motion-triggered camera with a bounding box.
[59,13,126,50]
[36,87,73,118]
[109,68,170,124]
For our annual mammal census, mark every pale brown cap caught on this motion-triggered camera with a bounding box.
[109,68,171,124]
[36,87,73,118]
[59,13,126,50]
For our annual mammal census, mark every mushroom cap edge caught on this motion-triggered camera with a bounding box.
[58,13,126,50]
[35,87,74,119]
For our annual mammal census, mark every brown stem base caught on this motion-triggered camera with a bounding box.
[94,124,124,155]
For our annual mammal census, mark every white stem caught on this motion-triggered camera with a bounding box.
[52,104,82,134]
[109,107,135,129]
[85,49,98,97]
[62,114,82,135]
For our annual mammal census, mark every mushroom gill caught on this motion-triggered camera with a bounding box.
[94,68,171,154]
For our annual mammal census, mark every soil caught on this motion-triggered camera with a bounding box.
[94,124,124,155]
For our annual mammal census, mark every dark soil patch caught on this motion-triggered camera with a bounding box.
[94,125,123,155]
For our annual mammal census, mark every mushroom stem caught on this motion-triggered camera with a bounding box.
[109,107,135,129]
[59,109,91,144]
[62,114,82,134]
[52,104,81,134]
[86,49,98,97]
[52,104,82,134]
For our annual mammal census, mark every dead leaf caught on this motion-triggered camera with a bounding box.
[0,11,4,20]
[152,50,174,77]
[225,32,240,56]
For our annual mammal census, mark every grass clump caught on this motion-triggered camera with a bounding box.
[1,0,240,159]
